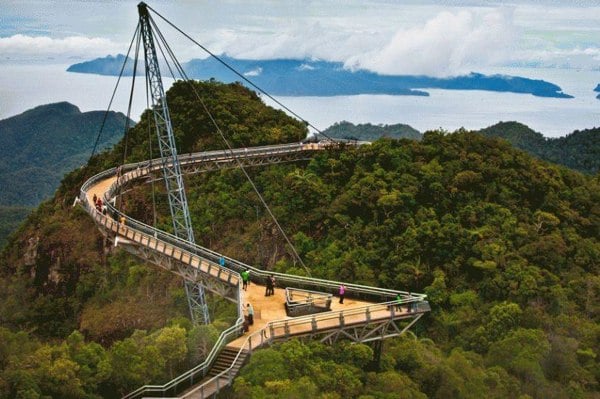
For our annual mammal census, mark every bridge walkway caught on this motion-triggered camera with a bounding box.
[79,143,429,399]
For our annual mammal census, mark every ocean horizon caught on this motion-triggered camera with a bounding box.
[0,63,597,138]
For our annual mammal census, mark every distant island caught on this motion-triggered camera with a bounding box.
[67,54,573,99]
[321,121,422,141]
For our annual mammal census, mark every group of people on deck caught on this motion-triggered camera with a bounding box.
[92,193,107,215]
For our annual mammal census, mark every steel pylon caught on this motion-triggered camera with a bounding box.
[138,2,210,325]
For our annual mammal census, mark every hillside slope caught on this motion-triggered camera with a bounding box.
[0,102,131,247]
[321,120,422,141]
[0,81,597,398]
[477,121,600,175]
[0,102,130,206]
[320,120,600,175]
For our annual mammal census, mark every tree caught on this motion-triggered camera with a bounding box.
[154,326,188,379]
[487,329,550,388]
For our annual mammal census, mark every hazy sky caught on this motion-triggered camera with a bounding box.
[1,0,599,76]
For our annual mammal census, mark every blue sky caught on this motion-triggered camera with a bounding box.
[0,1,599,76]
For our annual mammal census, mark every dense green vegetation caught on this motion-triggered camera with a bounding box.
[0,80,598,398]
[321,121,600,175]
[321,121,422,141]
[0,102,129,206]
[0,206,31,249]
[478,122,600,175]
[0,102,130,248]
[187,132,598,398]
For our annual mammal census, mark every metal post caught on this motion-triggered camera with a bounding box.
[138,2,209,325]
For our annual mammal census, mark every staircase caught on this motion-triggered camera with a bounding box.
[178,346,249,399]
[207,346,248,378]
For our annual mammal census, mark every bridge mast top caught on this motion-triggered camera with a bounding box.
[137,1,194,244]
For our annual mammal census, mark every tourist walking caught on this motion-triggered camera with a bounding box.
[265,274,275,296]
[246,303,254,325]
[339,284,346,304]
[241,269,250,290]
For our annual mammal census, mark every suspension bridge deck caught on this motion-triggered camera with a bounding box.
[80,144,429,399]
[84,167,413,335]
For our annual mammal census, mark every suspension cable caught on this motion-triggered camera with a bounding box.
[122,29,141,167]
[145,68,158,228]
[88,23,141,163]
[150,17,186,80]
[146,4,334,142]
[148,12,312,276]
[115,24,142,212]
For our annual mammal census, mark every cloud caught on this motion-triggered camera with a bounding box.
[202,23,385,64]
[298,63,316,71]
[0,34,120,60]
[243,67,262,77]
[346,8,517,76]
[199,8,519,77]
[509,46,600,70]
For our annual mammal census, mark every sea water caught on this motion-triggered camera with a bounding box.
[0,63,597,137]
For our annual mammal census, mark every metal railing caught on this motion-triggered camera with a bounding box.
[79,141,428,399]
[180,298,431,399]
[285,287,332,316]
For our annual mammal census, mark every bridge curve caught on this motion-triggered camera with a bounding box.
[79,141,430,398]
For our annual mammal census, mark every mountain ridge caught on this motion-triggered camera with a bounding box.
[321,120,600,175]
[0,81,597,398]
[0,102,132,247]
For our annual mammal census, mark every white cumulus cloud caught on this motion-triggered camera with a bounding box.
[345,8,518,76]
[0,34,121,60]
[243,67,263,77]
[200,8,519,77]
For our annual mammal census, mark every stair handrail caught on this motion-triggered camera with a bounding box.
[180,297,431,398]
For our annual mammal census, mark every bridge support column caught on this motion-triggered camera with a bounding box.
[185,281,210,326]
[368,339,383,372]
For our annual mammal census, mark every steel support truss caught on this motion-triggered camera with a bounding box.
[116,239,238,302]
[138,2,209,324]
[271,313,425,345]
[179,151,315,176]
[141,150,316,186]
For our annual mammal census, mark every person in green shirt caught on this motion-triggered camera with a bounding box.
[241,269,250,290]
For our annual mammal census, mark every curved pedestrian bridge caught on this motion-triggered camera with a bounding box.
[79,142,430,399]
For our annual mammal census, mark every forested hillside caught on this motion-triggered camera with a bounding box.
[478,122,600,175]
[0,102,130,248]
[0,102,130,206]
[321,121,422,141]
[320,120,600,175]
[0,81,598,398]
[0,206,31,249]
